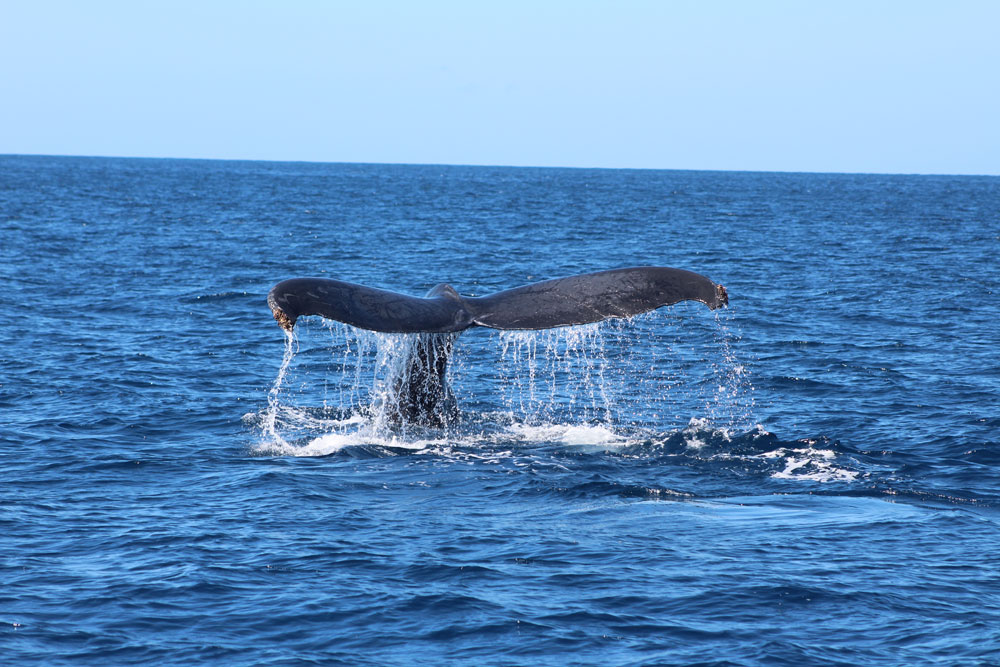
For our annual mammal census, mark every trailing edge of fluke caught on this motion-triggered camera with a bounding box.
[266,266,728,334]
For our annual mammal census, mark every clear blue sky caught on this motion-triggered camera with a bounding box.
[2,1,998,174]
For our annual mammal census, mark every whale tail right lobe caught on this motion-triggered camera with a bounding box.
[466,267,728,330]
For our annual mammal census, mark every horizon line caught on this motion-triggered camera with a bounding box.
[3,151,997,179]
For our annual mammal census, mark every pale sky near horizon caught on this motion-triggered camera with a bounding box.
[2,1,998,175]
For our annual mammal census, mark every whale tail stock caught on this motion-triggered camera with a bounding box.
[266,266,728,334]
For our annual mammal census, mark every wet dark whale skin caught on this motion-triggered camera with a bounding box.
[266,267,727,334]
[266,267,728,425]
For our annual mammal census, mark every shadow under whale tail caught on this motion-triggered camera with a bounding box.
[265,267,728,426]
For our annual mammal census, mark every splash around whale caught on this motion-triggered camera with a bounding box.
[267,267,728,425]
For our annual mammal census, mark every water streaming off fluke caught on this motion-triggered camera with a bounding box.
[255,308,757,453]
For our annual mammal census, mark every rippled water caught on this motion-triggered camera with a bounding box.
[2,156,999,664]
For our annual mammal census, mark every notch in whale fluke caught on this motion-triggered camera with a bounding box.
[267,267,728,333]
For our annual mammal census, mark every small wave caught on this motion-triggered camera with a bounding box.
[182,290,254,303]
[249,414,628,457]
[677,416,733,449]
[254,429,451,457]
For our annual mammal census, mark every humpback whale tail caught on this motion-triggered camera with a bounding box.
[266,267,728,425]
[267,267,727,334]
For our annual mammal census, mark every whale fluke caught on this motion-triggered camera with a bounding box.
[266,267,728,425]
[466,267,727,330]
[267,267,727,333]
[266,278,472,334]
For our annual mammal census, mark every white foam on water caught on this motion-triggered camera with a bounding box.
[759,446,860,482]
[252,411,453,456]
[507,422,626,448]
[561,424,621,446]
[679,416,732,449]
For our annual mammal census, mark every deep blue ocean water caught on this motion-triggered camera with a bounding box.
[2,155,999,665]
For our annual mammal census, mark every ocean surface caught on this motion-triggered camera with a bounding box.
[2,155,998,665]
